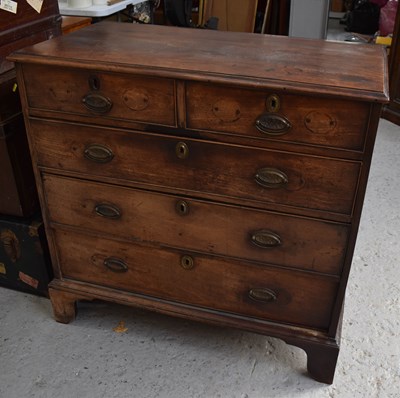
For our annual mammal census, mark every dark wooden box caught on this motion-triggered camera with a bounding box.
[0,71,39,217]
[0,69,21,120]
[0,0,61,216]
[1,0,61,74]
[0,213,52,296]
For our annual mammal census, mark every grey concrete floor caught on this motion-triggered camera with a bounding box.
[1,118,400,398]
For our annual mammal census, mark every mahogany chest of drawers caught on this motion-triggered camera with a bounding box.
[10,22,388,384]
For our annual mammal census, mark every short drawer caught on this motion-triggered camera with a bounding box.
[31,119,361,216]
[186,82,370,151]
[21,64,176,127]
[55,228,339,330]
[43,174,349,275]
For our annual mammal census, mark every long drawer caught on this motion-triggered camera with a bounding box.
[21,64,176,127]
[186,82,370,151]
[54,228,338,330]
[43,174,349,275]
[30,119,361,216]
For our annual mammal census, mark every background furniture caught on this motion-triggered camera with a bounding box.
[58,0,144,17]
[0,0,60,294]
[61,16,92,34]
[382,4,400,125]
[0,214,52,296]
[289,0,330,39]
[1,0,61,74]
[202,0,258,32]
[0,0,61,216]
[0,85,38,218]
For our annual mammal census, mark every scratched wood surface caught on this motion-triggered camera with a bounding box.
[10,22,389,102]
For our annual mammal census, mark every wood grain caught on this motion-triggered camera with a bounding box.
[186,81,371,151]
[43,173,349,275]
[9,23,389,101]
[54,228,338,330]
[22,64,176,127]
[30,119,361,216]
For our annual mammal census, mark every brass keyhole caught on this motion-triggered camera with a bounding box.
[181,255,194,270]
[88,75,100,91]
[266,94,280,113]
[176,142,189,159]
[176,200,189,215]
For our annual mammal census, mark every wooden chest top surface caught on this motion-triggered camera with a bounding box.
[10,22,388,102]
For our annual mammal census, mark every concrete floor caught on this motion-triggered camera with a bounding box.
[1,118,399,397]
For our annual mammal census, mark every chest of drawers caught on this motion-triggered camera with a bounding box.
[10,22,388,384]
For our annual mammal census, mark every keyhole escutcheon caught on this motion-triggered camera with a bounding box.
[266,94,281,113]
[181,255,195,270]
[176,200,189,216]
[88,75,101,91]
[176,142,189,159]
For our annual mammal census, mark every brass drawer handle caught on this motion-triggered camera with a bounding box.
[95,203,121,219]
[249,288,277,303]
[181,255,194,270]
[176,142,189,159]
[251,230,281,248]
[255,113,291,136]
[104,257,128,273]
[82,93,113,114]
[84,144,114,163]
[255,167,288,189]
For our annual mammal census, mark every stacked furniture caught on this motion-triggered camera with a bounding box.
[10,22,388,382]
[0,0,60,295]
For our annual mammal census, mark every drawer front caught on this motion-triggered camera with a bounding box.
[186,82,370,151]
[31,119,361,215]
[55,228,338,330]
[43,174,349,275]
[22,64,176,127]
